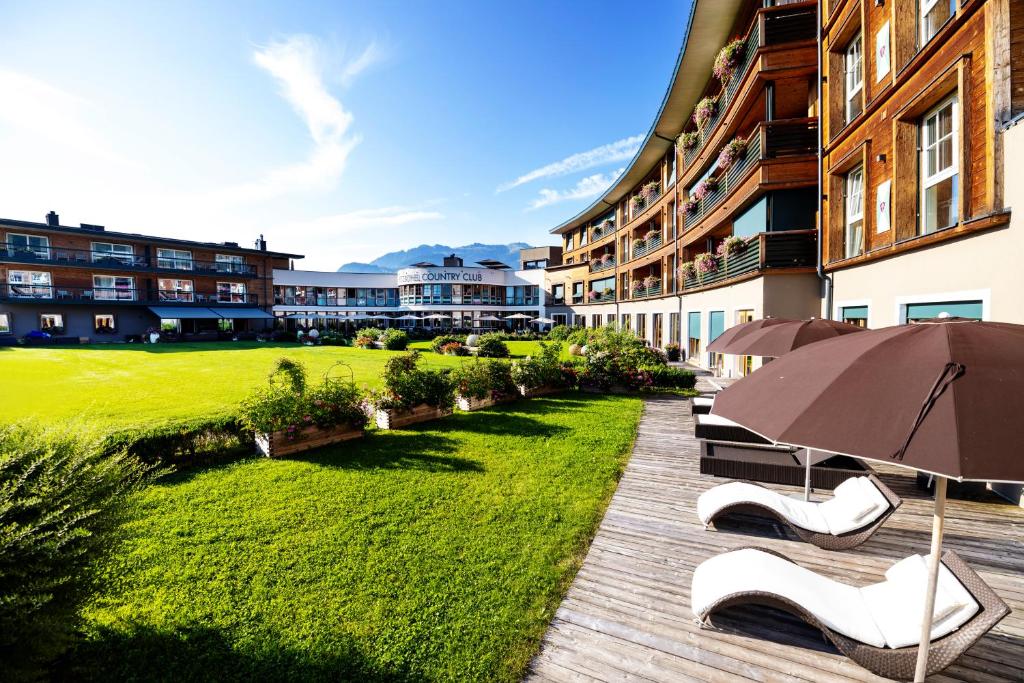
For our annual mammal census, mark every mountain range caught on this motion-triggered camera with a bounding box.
[337,242,533,273]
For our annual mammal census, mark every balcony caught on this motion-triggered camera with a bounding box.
[590,258,616,272]
[630,283,663,299]
[0,284,259,306]
[586,290,616,304]
[0,243,258,276]
[631,234,663,260]
[682,2,817,167]
[682,119,817,229]
[683,230,816,292]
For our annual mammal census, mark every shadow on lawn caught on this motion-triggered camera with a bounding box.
[54,623,414,682]
[295,430,485,474]
[443,409,570,439]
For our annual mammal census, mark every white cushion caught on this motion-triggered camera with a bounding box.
[693,397,714,407]
[818,477,888,535]
[697,481,830,533]
[861,554,979,648]
[692,549,887,648]
[699,413,738,427]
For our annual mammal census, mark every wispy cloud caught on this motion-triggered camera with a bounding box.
[498,135,642,192]
[527,168,624,210]
[341,41,386,85]
[279,204,445,236]
[215,35,362,203]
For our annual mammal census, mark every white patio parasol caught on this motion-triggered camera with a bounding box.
[395,314,423,320]
[504,313,533,319]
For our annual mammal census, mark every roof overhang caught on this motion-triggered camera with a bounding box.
[549,0,746,235]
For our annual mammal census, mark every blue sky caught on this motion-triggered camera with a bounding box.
[0,1,692,269]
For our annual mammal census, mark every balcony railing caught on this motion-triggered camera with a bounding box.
[683,119,816,229]
[0,284,259,305]
[590,258,616,272]
[683,230,816,291]
[682,3,816,167]
[0,243,258,276]
[586,290,616,304]
[631,234,663,260]
[630,283,663,299]
[628,188,662,221]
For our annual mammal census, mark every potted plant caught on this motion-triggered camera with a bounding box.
[453,359,518,411]
[641,181,661,201]
[587,289,599,302]
[694,252,719,283]
[717,235,747,258]
[645,228,660,243]
[239,358,368,458]
[679,261,697,281]
[631,280,646,297]
[677,131,698,152]
[693,96,719,128]
[643,275,660,290]
[599,218,614,233]
[365,351,455,429]
[682,198,699,215]
[630,194,646,212]
[713,38,746,83]
[600,252,613,265]
[510,343,566,397]
[665,342,681,362]
[716,137,748,171]
[692,176,719,202]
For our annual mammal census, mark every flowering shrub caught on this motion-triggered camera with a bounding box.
[677,131,698,150]
[630,194,646,212]
[695,252,720,276]
[575,326,685,391]
[354,335,376,349]
[633,237,646,249]
[679,261,697,280]
[451,359,516,401]
[511,343,565,390]
[716,137,749,171]
[682,198,699,215]
[355,327,382,341]
[238,358,367,438]
[665,342,681,362]
[380,328,409,350]
[600,253,613,265]
[366,351,455,411]
[713,38,746,83]
[641,181,661,200]
[645,229,659,242]
[716,235,747,260]
[599,218,614,232]
[431,334,466,353]
[476,332,510,358]
[440,341,468,356]
[587,290,599,302]
[643,275,660,289]
[693,96,719,127]
[692,177,719,201]
[631,280,646,295]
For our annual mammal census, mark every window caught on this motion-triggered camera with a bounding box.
[0,313,11,334]
[217,282,246,303]
[736,309,755,376]
[844,165,865,258]
[652,313,663,347]
[687,311,701,360]
[216,254,245,273]
[905,300,982,323]
[94,314,116,334]
[921,0,954,46]
[40,313,64,334]
[669,312,680,345]
[92,242,134,265]
[573,315,586,328]
[160,319,181,333]
[844,33,863,123]
[93,275,135,300]
[218,318,234,333]
[920,96,959,234]
[709,311,725,370]
[841,305,869,327]
[7,270,52,298]
[579,226,587,247]
[619,313,631,330]
[591,314,602,328]
[7,233,50,259]
[572,281,584,304]
[636,313,647,339]
[158,278,194,302]
[157,248,192,270]
[606,314,615,326]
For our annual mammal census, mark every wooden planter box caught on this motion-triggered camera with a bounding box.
[517,384,563,398]
[372,403,453,430]
[256,423,364,458]
[580,384,632,395]
[456,392,516,411]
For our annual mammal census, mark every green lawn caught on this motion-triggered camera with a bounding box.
[62,394,643,682]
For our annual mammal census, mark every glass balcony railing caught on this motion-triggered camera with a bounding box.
[0,242,258,276]
[590,258,616,272]
[631,234,663,260]
[0,284,259,305]
[683,230,816,291]
[630,283,663,299]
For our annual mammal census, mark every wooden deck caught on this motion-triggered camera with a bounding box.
[527,394,1024,682]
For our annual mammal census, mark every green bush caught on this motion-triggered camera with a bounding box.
[380,328,409,350]
[566,328,590,346]
[641,365,697,389]
[319,333,350,346]
[431,334,466,353]
[665,342,681,362]
[451,359,518,401]
[101,416,253,467]
[354,335,376,349]
[511,343,563,390]
[476,333,510,358]
[355,327,382,341]
[546,324,571,341]
[0,425,151,680]
[368,351,455,411]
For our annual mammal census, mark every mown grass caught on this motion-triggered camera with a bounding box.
[61,394,643,682]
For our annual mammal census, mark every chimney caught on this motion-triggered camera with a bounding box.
[45,211,59,227]
[255,234,267,251]
[443,253,463,267]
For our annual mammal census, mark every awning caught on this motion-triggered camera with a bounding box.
[148,306,222,319]
[209,307,274,320]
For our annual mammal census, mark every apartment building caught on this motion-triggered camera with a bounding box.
[547,0,823,376]
[0,211,299,341]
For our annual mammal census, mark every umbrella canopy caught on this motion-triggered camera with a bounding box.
[712,318,1024,482]
[711,317,1024,680]
[504,313,533,319]
[709,317,865,357]
[368,314,392,320]
[422,314,451,319]
[395,314,422,320]
[706,317,792,353]
[532,317,556,324]
[477,315,502,321]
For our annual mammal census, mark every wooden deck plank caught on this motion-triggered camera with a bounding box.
[526,395,1024,682]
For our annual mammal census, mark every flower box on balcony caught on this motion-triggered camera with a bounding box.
[369,402,453,430]
[256,422,365,458]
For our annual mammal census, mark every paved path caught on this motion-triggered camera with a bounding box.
[525,395,1024,682]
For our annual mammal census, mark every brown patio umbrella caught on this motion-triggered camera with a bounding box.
[710,317,1024,680]
[705,316,791,353]
[708,317,866,357]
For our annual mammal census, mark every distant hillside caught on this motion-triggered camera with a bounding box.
[338,242,532,273]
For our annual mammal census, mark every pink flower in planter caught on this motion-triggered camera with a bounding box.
[695,252,719,275]
[713,38,746,83]
[716,137,749,171]
[693,96,719,127]
[691,177,719,202]
[682,199,699,215]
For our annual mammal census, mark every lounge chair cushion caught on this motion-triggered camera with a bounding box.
[693,397,714,408]
[692,548,888,647]
[817,477,889,535]
[696,481,830,533]
[861,554,979,648]
[700,413,738,427]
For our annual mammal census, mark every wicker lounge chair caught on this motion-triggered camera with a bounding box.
[692,396,714,415]
[692,547,1009,680]
[694,413,771,444]
[697,475,901,550]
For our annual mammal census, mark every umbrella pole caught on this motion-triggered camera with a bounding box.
[804,449,812,501]
[914,476,947,682]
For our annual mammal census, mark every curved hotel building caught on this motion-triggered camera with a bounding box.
[540,0,1024,378]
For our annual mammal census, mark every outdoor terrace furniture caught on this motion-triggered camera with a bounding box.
[696,475,901,550]
[700,440,875,490]
[694,413,771,444]
[692,396,714,414]
[691,547,1009,680]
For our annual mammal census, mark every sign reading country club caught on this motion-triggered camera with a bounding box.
[396,267,504,285]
